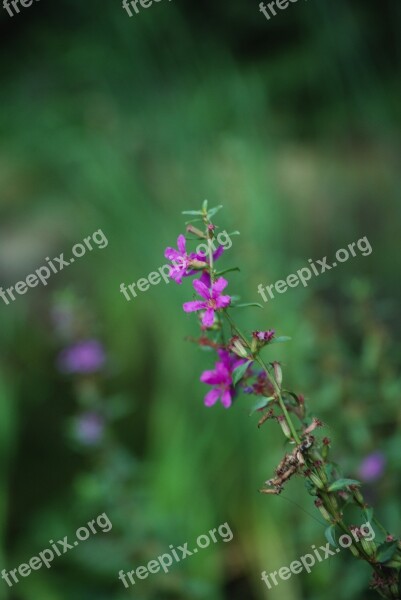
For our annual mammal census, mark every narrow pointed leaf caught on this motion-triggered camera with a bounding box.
[215,267,240,276]
[185,218,203,225]
[325,525,338,548]
[250,396,275,415]
[232,360,253,386]
[233,302,264,309]
[269,336,292,344]
[376,541,398,564]
[364,507,374,523]
[328,478,361,492]
[207,205,223,218]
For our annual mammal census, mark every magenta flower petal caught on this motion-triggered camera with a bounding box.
[213,246,224,260]
[204,388,221,407]
[220,389,232,408]
[198,271,211,286]
[217,349,231,368]
[177,234,186,254]
[233,357,247,370]
[171,269,185,284]
[171,255,187,268]
[202,308,215,327]
[183,300,207,313]
[216,295,231,309]
[212,277,228,296]
[165,247,181,261]
[200,369,224,385]
[193,279,211,300]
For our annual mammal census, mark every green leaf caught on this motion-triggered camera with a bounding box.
[376,541,398,564]
[283,391,300,404]
[305,479,318,496]
[269,336,292,344]
[185,218,203,225]
[232,360,253,386]
[325,463,338,482]
[250,396,275,415]
[202,199,208,212]
[325,525,338,548]
[215,267,240,276]
[227,230,240,236]
[182,210,203,215]
[328,479,361,492]
[364,507,374,523]
[233,302,264,309]
[207,205,223,218]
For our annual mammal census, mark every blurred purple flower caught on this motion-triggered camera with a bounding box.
[57,339,106,374]
[75,412,104,445]
[358,452,386,482]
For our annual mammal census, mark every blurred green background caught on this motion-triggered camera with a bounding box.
[0,0,400,598]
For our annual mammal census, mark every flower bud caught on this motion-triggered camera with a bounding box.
[317,465,328,485]
[348,544,360,558]
[385,558,401,569]
[308,471,325,490]
[322,438,330,460]
[272,361,283,388]
[314,499,332,522]
[189,259,210,270]
[186,224,206,239]
[250,336,258,354]
[351,488,365,506]
[360,538,376,557]
[277,415,292,440]
[229,336,250,359]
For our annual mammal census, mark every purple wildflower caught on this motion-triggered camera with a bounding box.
[75,412,104,445]
[164,235,224,284]
[57,339,106,374]
[200,349,246,408]
[164,235,195,284]
[253,329,275,342]
[183,277,231,328]
[358,452,386,482]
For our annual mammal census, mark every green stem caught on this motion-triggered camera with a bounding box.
[223,309,301,445]
[256,354,301,445]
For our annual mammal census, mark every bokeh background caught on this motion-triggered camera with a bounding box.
[0,0,400,599]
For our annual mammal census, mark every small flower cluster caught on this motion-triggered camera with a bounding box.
[164,202,277,408]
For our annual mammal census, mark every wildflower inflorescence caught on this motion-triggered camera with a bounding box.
[165,203,401,599]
